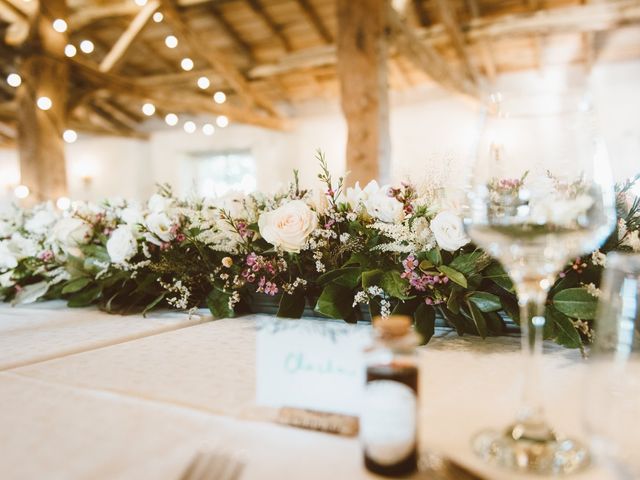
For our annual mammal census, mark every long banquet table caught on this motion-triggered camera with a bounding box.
[0,302,614,480]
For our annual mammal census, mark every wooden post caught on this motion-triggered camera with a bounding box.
[16,0,69,203]
[337,0,391,185]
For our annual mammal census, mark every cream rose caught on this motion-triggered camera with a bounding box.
[107,226,138,264]
[430,211,470,252]
[258,200,318,253]
[52,217,92,248]
[25,209,57,235]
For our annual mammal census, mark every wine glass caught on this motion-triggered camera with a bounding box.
[463,91,616,474]
[585,253,640,479]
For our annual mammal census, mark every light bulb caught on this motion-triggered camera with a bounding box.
[216,115,229,128]
[183,121,196,134]
[213,91,226,104]
[64,44,77,57]
[134,0,148,5]
[80,40,94,53]
[165,35,178,48]
[180,58,194,71]
[165,113,178,126]
[197,76,210,89]
[56,196,71,210]
[37,96,52,110]
[142,103,156,116]
[52,19,67,33]
[153,12,163,22]
[63,129,77,143]
[14,185,29,199]
[202,123,215,136]
[6,73,21,88]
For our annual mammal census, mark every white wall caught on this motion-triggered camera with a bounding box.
[1,60,639,203]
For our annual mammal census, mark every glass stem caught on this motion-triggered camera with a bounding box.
[515,280,550,431]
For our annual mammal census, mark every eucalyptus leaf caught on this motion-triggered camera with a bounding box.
[552,288,597,320]
[437,265,467,288]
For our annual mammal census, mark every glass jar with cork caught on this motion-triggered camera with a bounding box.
[361,315,420,477]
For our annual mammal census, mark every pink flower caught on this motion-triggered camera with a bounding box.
[402,255,418,272]
[246,253,258,266]
[175,233,186,242]
[264,281,278,296]
[38,250,54,262]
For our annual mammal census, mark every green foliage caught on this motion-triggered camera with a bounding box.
[552,288,597,320]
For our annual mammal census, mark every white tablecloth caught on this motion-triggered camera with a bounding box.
[0,303,615,480]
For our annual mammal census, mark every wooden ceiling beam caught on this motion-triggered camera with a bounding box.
[209,4,256,62]
[160,0,282,117]
[245,0,293,52]
[464,0,497,84]
[296,0,332,44]
[389,8,479,99]
[413,0,430,27]
[99,0,160,73]
[435,0,480,85]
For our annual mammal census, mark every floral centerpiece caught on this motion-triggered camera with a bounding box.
[0,152,638,349]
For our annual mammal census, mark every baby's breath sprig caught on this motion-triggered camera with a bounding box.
[316,149,344,209]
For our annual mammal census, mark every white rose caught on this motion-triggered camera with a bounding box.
[0,241,17,270]
[364,190,404,223]
[107,226,138,264]
[52,217,92,248]
[430,211,470,252]
[0,220,16,238]
[0,270,13,288]
[148,194,173,213]
[258,200,318,253]
[25,209,57,235]
[343,182,367,210]
[7,233,38,260]
[145,212,174,243]
[120,206,144,227]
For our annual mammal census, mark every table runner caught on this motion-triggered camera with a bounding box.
[0,302,209,370]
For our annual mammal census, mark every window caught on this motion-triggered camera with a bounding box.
[187,150,256,197]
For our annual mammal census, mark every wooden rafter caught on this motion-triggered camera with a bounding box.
[435,0,480,84]
[296,0,332,44]
[209,4,256,62]
[99,0,159,73]
[464,0,497,83]
[160,0,282,118]
[389,8,479,98]
[246,0,293,52]
[413,0,430,26]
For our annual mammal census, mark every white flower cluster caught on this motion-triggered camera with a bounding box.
[158,278,191,310]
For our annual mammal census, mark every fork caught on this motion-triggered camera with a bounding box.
[178,451,245,480]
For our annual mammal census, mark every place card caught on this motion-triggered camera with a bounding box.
[256,318,371,417]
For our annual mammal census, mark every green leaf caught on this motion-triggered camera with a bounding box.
[467,291,502,312]
[316,267,361,289]
[449,252,492,276]
[61,277,91,294]
[552,288,597,320]
[142,293,166,316]
[361,269,384,289]
[206,289,233,318]
[81,245,110,263]
[67,285,102,307]
[547,305,582,348]
[485,311,505,334]
[314,284,353,319]
[277,291,306,319]
[446,286,463,314]
[392,298,420,316]
[425,248,442,266]
[483,262,514,293]
[414,303,436,344]
[418,259,433,271]
[380,270,411,300]
[439,307,465,336]
[437,265,467,288]
[467,300,488,338]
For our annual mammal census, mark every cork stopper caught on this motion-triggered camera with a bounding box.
[373,315,411,338]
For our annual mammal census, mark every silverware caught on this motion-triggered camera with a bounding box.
[418,451,487,480]
[178,450,245,480]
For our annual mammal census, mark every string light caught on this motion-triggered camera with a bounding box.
[37,96,52,111]
[183,121,196,134]
[64,44,77,57]
[80,40,94,53]
[153,12,163,22]
[165,35,178,48]
[14,185,29,199]
[202,123,215,136]
[56,196,71,210]
[6,73,21,88]
[180,58,194,71]
[165,113,178,126]
[197,76,210,89]
[63,129,77,143]
[52,19,67,33]
[216,115,229,128]
[142,103,156,116]
[134,0,148,5]
[213,91,226,104]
